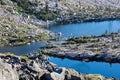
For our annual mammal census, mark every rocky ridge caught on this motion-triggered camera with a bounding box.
[20,0,120,23]
[41,32,120,63]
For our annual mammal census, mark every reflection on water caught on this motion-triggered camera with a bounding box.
[0,42,46,55]
[49,57,120,79]
[49,20,120,38]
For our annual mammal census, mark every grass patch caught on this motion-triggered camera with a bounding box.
[20,55,29,61]
[6,52,16,57]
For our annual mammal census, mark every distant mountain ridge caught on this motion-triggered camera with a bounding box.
[1,0,120,22]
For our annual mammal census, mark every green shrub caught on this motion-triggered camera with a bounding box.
[1,0,8,5]
[68,37,88,43]
[37,32,48,41]
[20,55,29,61]
[16,0,35,14]
[0,0,13,6]
[6,52,16,57]
[35,1,59,21]
[36,8,59,21]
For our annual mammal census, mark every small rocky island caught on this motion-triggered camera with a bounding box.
[41,32,120,63]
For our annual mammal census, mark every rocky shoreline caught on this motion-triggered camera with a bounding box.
[0,53,115,80]
[41,32,120,63]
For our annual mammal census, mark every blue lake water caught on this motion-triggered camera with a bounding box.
[0,20,120,79]
[49,20,120,38]
[49,57,120,79]
[0,42,46,55]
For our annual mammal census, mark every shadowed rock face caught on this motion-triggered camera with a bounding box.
[0,59,19,80]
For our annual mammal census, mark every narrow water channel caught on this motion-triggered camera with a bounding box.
[0,42,46,55]
[0,20,120,79]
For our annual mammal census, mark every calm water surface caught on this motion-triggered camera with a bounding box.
[0,20,120,79]
[49,57,120,79]
[49,20,120,38]
[0,42,46,55]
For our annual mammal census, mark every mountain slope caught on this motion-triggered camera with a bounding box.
[0,0,49,46]
[0,0,120,46]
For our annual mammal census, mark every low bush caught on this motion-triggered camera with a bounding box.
[20,55,29,61]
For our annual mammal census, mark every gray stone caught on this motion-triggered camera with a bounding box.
[65,69,81,80]
[41,68,66,80]
[0,60,19,80]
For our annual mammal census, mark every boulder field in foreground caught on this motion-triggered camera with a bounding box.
[0,53,115,80]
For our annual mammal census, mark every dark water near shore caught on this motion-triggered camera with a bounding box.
[0,42,46,55]
[0,20,120,78]
[49,57,120,79]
